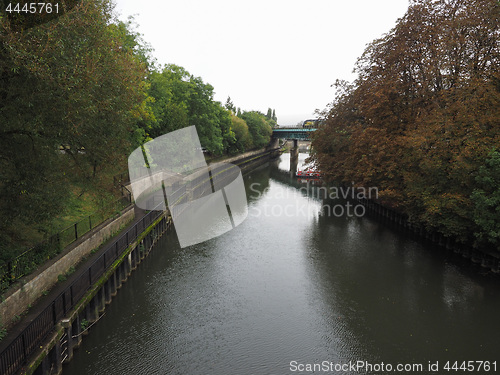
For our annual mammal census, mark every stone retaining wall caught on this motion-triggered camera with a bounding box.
[0,206,135,329]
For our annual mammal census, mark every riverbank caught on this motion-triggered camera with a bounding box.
[316,180,500,274]
[0,205,146,374]
[0,204,136,333]
[354,195,500,273]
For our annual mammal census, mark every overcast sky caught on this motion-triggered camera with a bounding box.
[113,0,410,125]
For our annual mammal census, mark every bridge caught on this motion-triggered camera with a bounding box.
[272,127,317,140]
[270,127,317,173]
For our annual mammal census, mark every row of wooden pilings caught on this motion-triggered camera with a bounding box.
[355,197,500,274]
[31,214,171,375]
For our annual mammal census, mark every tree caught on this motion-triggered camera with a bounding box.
[265,108,278,128]
[471,150,500,250]
[217,106,237,152]
[0,0,147,248]
[110,17,156,149]
[225,96,236,112]
[230,114,252,152]
[148,64,235,155]
[312,0,500,243]
[240,111,273,149]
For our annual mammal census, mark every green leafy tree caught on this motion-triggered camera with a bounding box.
[149,69,184,138]
[188,74,224,154]
[230,114,252,152]
[0,0,147,249]
[471,150,500,250]
[217,106,236,152]
[148,64,234,155]
[265,108,278,127]
[240,111,273,149]
[225,96,236,112]
[109,17,156,149]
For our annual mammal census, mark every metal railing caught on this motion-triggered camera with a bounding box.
[0,192,132,294]
[0,207,164,375]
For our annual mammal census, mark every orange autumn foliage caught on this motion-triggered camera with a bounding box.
[312,0,500,243]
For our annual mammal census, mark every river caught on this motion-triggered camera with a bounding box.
[64,153,500,375]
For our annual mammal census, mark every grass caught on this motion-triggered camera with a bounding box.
[0,164,131,297]
[1,179,127,266]
[47,184,127,249]
[51,186,120,233]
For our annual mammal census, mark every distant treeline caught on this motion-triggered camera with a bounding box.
[0,0,274,252]
[312,0,500,250]
[145,65,276,155]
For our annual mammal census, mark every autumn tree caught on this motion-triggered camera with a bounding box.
[312,0,500,244]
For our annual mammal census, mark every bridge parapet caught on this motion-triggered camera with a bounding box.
[272,128,316,140]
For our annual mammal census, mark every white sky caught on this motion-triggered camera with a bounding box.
[113,0,409,125]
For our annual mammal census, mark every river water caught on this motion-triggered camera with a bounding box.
[65,154,500,375]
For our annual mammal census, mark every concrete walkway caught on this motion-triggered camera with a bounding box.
[0,205,147,354]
